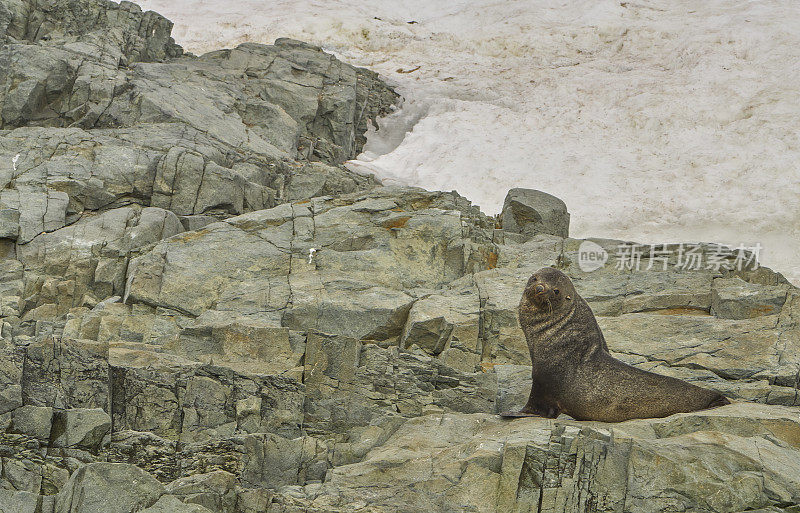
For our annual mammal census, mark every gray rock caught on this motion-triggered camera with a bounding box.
[273,404,800,513]
[176,433,329,490]
[303,339,496,435]
[178,216,218,232]
[285,162,376,201]
[150,148,272,217]
[472,267,532,365]
[164,471,235,512]
[106,430,178,484]
[109,356,304,443]
[9,405,53,441]
[0,453,43,493]
[179,368,303,444]
[139,495,213,513]
[494,364,532,414]
[166,314,303,376]
[3,0,181,63]
[127,187,496,339]
[1,2,399,329]
[598,313,790,384]
[401,291,480,358]
[712,277,789,319]
[61,302,188,348]
[501,188,570,238]
[21,337,109,410]
[495,234,565,271]
[51,408,111,452]
[109,360,191,442]
[0,334,24,416]
[0,189,69,244]
[233,488,273,513]
[0,489,41,513]
[18,206,184,315]
[0,383,21,415]
[54,462,164,513]
[0,208,19,239]
[165,470,235,497]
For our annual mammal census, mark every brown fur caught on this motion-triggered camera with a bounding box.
[512,267,730,422]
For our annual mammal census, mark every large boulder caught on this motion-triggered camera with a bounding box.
[400,288,481,372]
[501,188,570,238]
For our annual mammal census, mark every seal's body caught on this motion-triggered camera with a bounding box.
[509,267,729,422]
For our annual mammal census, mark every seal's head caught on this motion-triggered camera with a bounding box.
[520,267,576,316]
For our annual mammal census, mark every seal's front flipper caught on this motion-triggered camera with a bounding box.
[498,411,547,418]
[503,400,560,419]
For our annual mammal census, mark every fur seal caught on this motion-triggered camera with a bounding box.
[504,267,730,422]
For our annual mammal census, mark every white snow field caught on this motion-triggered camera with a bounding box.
[130,0,800,284]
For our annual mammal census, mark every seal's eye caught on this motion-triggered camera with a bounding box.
[554,289,560,295]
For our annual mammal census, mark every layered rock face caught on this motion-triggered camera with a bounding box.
[1,1,800,512]
[0,0,397,251]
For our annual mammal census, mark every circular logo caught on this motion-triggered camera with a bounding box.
[578,240,608,272]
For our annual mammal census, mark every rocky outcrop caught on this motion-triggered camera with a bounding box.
[2,182,797,512]
[267,403,800,513]
[0,0,397,256]
[1,0,799,511]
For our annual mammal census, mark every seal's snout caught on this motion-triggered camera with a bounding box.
[530,282,551,305]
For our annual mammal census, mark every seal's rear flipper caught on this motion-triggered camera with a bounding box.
[704,394,731,410]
